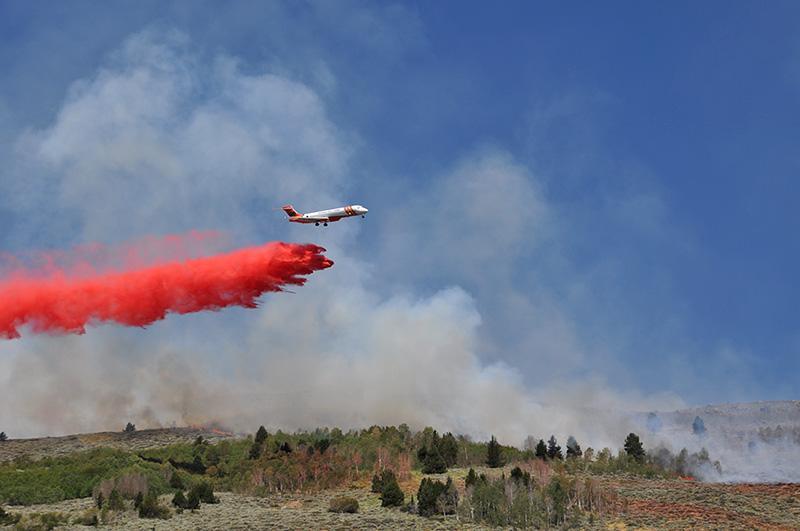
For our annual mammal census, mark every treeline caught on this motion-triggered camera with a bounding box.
[0,424,720,509]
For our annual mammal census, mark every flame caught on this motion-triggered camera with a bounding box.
[187,422,234,437]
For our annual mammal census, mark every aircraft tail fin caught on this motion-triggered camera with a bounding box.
[282,204,300,217]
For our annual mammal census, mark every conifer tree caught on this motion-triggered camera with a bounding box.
[566,435,582,459]
[624,433,645,462]
[486,435,504,468]
[465,468,478,489]
[379,471,404,507]
[440,432,459,467]
[547,435,563,460]
[535,438,547,459]
[255,425,269,444]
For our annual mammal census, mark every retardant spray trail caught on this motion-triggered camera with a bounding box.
[0,242,333,339]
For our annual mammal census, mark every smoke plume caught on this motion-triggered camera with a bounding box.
[0,239,332,339]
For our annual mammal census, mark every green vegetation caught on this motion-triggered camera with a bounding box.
[138,492,170,519]
[0,448,170,505]
[417,476,458,517]
[566,435,582,459]
[486,435,504,468]
[535,438,547,459]
[378,471,404,507]
[106,489,125,511]
[329,496,359,513]
[172,490,188,509]
[0,506,21,525]
[459,469,617,527]
[624,432,645,462]
[189,481,219,504]
[547,435,563,460]
[416,429,457,473]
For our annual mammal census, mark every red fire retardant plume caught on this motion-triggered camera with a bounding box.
[0,242,333,339]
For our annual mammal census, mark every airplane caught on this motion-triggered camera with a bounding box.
[282,204,369,226]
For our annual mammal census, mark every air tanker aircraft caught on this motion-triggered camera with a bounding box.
[282,204,368,226]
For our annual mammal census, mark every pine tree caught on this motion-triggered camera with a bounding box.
[486,435,504,468]
[692,416,706,436]
[379,471,404,507]
[440,432,459,467]
[535,438,547,459]
[547,435,563,460]
[624,433,645,462]
[255,426,269,444]
[248,441,262,460]
[418,433,448,473]
[437,476,458,515]
[123,422,136,433]
[0,432,7,442]
[465,468,478,489]
[417,478,448,517]
[566,435,582,459]
[510,466,531,487]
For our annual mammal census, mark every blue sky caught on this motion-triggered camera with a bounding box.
[0,1,798,438]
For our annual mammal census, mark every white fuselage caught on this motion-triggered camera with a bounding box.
[287,204,368,225]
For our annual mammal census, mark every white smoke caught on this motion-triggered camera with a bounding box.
[0,28,796,484]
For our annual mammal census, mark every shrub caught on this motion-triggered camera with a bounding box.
[73,509,99,526]
[138,493,170,519]
[186,489,201,510]
[0,506,20,525]
[169,472,185,490]
[465,468,479,489]
[123,423,136,433]
[328,496,359,513]
[188,481,219,504]
[0,432,7,442]
[371,473,382,493]
[107,489,126,511]
[510,466,531,487]
[172,490,188,509]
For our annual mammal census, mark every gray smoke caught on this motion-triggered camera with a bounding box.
[0,29,796,485]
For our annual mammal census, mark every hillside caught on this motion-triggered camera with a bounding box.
[0,427,236,463]
[0,420,799,529]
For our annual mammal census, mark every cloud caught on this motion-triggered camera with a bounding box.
[0,30,657,448]
[7,29,348,246]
